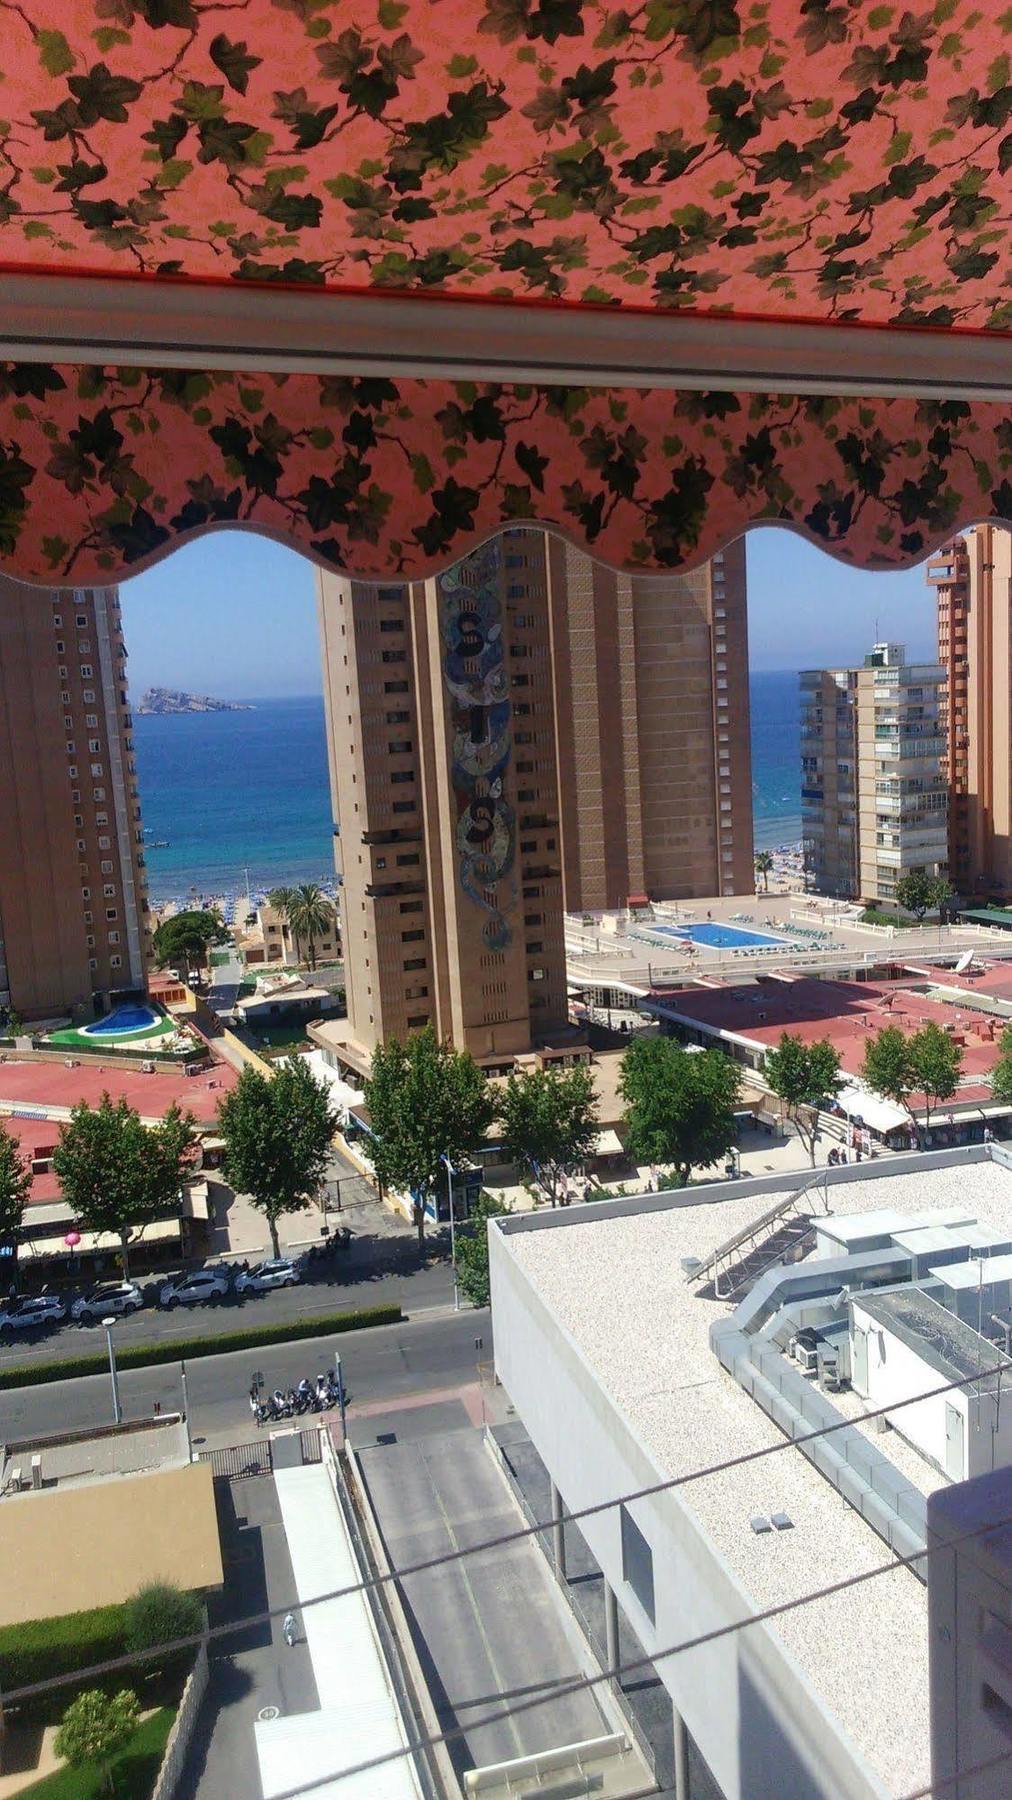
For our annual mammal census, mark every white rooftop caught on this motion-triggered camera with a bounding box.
[503,1157,1012,1796]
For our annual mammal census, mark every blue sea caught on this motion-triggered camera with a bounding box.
[134,674,802,902]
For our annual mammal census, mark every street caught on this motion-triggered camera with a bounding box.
[0,1307,491,1448]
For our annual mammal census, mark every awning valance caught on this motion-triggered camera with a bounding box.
[2,4,1010,583]
[2,361,1009,584]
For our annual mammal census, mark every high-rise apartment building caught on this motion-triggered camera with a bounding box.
[801,642,948,903]
[317,534,569,1075]
[319,531,753,1072]
[929,524,1012,895]
[547,537,753,909]
[0,575,149,1019]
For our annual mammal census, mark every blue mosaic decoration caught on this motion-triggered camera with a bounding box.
[438,542,515,951]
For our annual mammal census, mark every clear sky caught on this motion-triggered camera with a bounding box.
[118,524,938,699]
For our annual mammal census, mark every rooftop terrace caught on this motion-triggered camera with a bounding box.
[499,1154,1012,1795]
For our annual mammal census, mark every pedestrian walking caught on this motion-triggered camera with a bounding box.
[283,1612,297,1648]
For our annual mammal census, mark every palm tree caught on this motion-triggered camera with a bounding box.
[284,884,336,972]
[268,886,301,961]
[754,850,774,893]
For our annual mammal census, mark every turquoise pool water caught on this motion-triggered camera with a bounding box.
[654,922,786,950]
[82,1003,161,1036]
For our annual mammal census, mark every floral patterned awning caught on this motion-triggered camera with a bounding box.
[3,0,1011,327]
[1,4,1011,585]
[2,360,1009,585]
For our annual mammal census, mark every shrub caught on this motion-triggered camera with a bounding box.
[0,1303,402,1390]
[125,1585,203,1669]
[54,1688,139,1788]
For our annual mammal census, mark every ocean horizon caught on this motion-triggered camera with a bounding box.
[134,672,803,903]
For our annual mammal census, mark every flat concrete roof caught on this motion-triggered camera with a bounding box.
[0,1460,222,1625]
[499,1158,1012,1795]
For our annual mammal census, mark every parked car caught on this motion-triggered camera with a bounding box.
[235,1258,301,1296]
[158,1267,230,1309]
[71,1281,144,1324]
[0,1293,68,1332]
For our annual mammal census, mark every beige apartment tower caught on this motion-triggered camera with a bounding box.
[318,531,753,1068]
[548,536,752,909]
[801,642,948,904]
[317,533,569,1073]
[929,525,1012,896]
[0,575,149,1020]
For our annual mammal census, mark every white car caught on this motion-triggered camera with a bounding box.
[159,1267,230,1309]
[235,1259,301,1296]
[0,1293,67,1332]
[71,1281,144,1324]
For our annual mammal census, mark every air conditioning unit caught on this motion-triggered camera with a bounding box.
[141,1060,155,1074]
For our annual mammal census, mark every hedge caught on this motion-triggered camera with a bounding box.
[0,1602,130,1698]
[0,1302,402,1390]
[17,1705,176,1798]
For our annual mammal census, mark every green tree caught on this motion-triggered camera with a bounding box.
[862,1021,962,1135]
[152,908,229,986]
[990,1024,1012,1109]
[497,1063,599,1207]
[895,871,952,921]
[125,1583,203,1672]
[283,882,337,971]
[364,1026,495,1249]
[619,1036,742,1185]
[764,1032,842,1164]
[53,1097,196,1279]
[0,1118,31,1238]
[455,1190,511,1308]
[217,1057,337,1259]
[754,850,773,892]
[54,1688,139,1794]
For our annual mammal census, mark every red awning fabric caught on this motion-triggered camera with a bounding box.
[1,4,1010,581]
[1,362,1008,583]
[3,2,1011,330]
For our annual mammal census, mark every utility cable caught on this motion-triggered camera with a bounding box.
[0,1354,1006,1706]
[247,1503,1012,1800]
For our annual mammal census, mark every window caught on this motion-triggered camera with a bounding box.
[80,664,92,678]
[379,618,404,632]
[390,770,415,784]
[90,762,104,777]
[89,958,98,971]
[527,940,544,953]
[383,679,409,694]
[83,689,95,703]
[74,814,84,828]
[76,613,87,627]
[81,886,91,900]
[66,742,76,756]
[86,934,95,948]
[388,740,412,754]
[378,585,404,600]
[110,955,122,969]
[93,787,105,801]
[399,900,423,914]
[100,859,113,873]
[521,839,536,854]
[107,930,120,945]
[401,929,424,942]
[381,649,406,664]
[396,852,420,867]
[68,764,78,779]
[620,1504,655,1623]
[98,835,110,849]
[55,640,65,654]
[386,710,410,725]
[407,1014,428,1028]
[375,856,387,870]
[518,788,536,803]
[85,713,98,728]
[76,837,86,852]
[405,985,428,1001]
[78,639,91,653]
[392,799,416,814]
[403,957,426,971]
[105,907,118,921]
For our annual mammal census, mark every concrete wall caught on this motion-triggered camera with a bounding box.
[489,1227,886,1800]
[148,1639,209,1800]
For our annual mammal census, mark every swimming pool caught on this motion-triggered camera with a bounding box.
[654,922,787,950]
[81,1003,162,1037]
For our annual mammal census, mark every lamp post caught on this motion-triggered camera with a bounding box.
[441,1153,460,1313]
[102,1317,122,1425]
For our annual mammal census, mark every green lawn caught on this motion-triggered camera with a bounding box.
[19,1707,176,1800]
[47,1016,178,1050]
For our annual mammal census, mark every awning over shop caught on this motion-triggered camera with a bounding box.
[1,3,1009,582]
[836,1083,909,1135]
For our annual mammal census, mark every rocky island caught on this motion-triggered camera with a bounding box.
[136,688,254,716]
